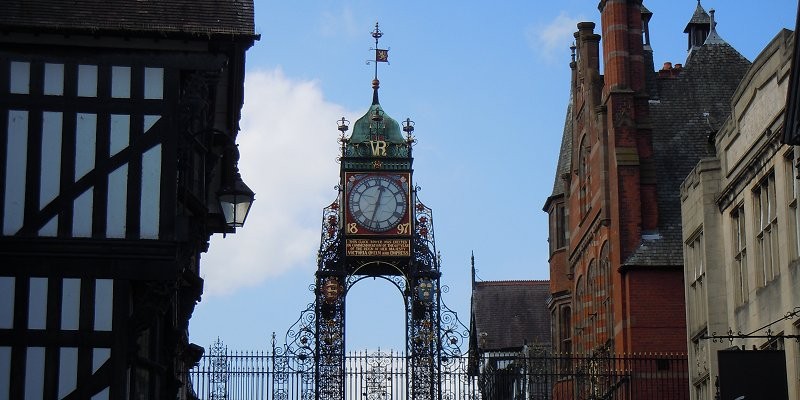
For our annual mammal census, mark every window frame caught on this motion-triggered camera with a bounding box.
[731,204,749,304]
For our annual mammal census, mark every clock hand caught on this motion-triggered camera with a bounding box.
[371,185,385,222]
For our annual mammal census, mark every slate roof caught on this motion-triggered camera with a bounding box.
[549,102,573,200]
[625,28,751,267]
[683,1,710,33]
[2,0,256,37]
[471,280,551,352]
[640,4,652,18]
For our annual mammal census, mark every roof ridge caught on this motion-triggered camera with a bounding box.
[475,279,549,286]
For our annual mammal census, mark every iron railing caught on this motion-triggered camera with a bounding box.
[478,350,689,400]
[186,344,689,400]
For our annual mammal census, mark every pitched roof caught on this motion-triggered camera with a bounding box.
[625,35,750,267]
[2,0,256,38]
[471,280,551,352]
[549,102,573,199]
[683,1,710,33]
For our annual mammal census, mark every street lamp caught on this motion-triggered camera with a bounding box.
[215,131,255,228]
[218,170,254,228]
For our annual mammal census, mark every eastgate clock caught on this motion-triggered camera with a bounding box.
[347,174,408,233]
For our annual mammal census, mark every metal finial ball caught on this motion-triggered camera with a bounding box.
[372,79,380,90]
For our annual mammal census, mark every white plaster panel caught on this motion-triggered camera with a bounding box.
[111,66,130,98]
[94,279,113,331]
[10,61,30,94]
[106,165,127,238]
[143,115,160,134]
[27,277,47,330]
[75,113,97,180]
[92,348,110,373]
[0,347,9,399]
[61,278,80,330]
[43,63,64,96]
[77,65,97,97]
[0,278,13,328]
[4,110,28,235]
[24,347,45,400]
[72,188,93,238]
[91,388,109,400]
[38,217,57,237]
[141,144,161,239]
[58,347,78,399]
[40,111,63,208]
[144,68,164,99]
[109,114,130,157]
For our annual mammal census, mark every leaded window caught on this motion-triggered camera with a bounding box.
[754,172,778,287]
[686,231,706,334]
[732,204,748,304]
[549,202,567,253]
[785,151,800,261]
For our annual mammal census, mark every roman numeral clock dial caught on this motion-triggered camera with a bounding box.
[347,175,408,233]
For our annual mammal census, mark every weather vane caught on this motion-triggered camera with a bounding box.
[367,22,389,82]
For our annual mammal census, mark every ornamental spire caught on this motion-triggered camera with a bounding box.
[368,22,389,105]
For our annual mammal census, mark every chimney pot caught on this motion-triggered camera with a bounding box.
[662,62,673,70]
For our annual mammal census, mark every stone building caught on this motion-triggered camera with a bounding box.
[680,26,800,400]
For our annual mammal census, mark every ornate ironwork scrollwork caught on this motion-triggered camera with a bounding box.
[363,350,393,400]
[412,192,438,280]
[440,285,470,360]
[318,200,343,272]
[701,307,800,344]
[209,338,229,400]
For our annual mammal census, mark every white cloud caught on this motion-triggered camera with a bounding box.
[320,6,360,38]
[526,12,583,63]
[200,68,351,296]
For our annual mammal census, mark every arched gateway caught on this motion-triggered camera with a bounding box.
[274,24,468,400]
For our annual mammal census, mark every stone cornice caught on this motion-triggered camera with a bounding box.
[717,128,784,211]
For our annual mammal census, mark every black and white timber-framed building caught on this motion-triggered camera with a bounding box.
[0,1,258,398]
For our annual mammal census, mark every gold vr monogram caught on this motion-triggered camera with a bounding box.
[369,140,387,156]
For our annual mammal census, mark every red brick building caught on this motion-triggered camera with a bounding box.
[544,0,750,356]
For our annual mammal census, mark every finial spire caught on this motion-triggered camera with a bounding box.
[709,9,715,31]
[570,42,576,63]
[372,22,384,81]
[471,251,476,289]
[704,8,726,45]
[369,22,389,104]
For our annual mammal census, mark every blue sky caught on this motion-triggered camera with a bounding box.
[189,1,799,352]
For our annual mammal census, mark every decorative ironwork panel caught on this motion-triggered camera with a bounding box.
[189,348,690,400]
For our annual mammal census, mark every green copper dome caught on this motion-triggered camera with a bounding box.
[349,79,405,145]
[342,80,411,167]
[349,103,405,144]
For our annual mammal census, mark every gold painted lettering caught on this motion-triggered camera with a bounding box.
[396,222,411,235]
[369,140,387,156]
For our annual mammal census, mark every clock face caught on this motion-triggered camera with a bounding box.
[348,175,408,232]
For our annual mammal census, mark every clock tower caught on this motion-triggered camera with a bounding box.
[310,23,450,400]
[340,77,414,269]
